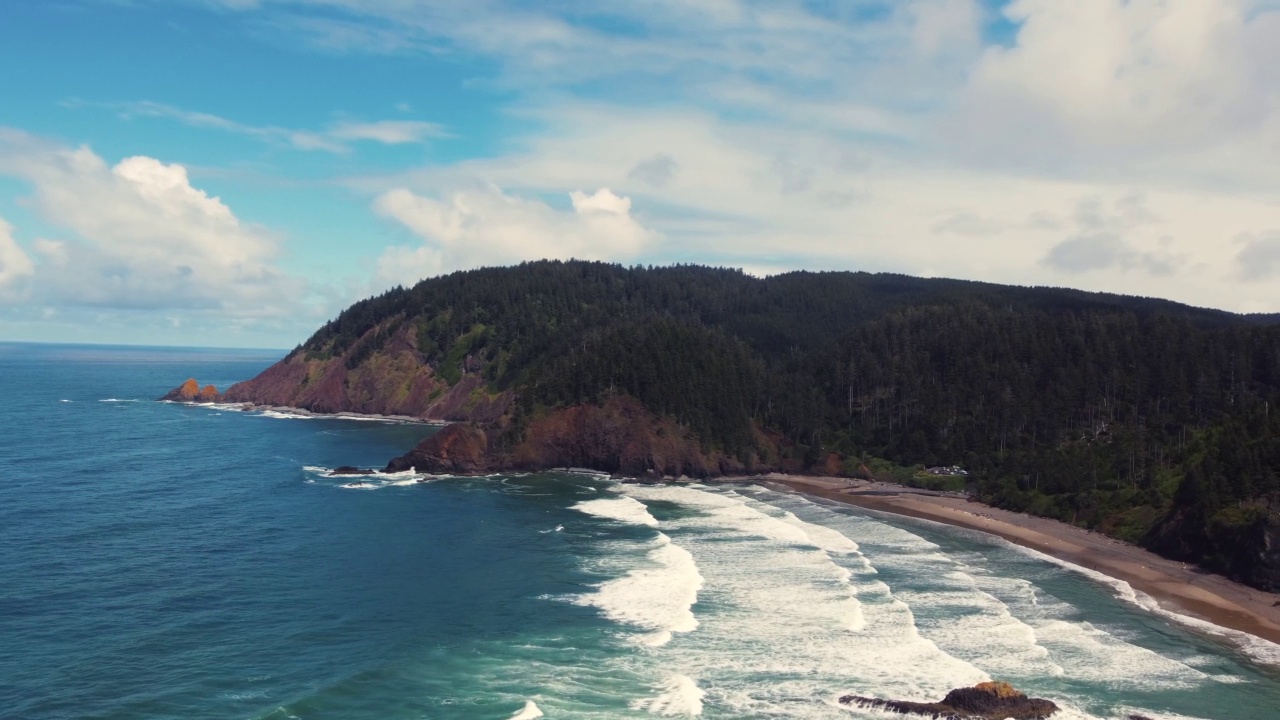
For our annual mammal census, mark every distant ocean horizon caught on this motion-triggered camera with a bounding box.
[4,342,1280,719]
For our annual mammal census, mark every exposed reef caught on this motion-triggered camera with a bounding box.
[838,681,1059,720]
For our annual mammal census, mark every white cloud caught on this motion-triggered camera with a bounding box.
[1234,232,1280,281]
[104,100,446,153]
[954,0,1280,176]
[0,130,301,314]
[372,185,658,287]
[197,0,1280,313]
[0,216,34,298]
[328,120,445,145]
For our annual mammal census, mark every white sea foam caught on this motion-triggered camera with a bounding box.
[632,674,704,716]
[616,485,987,711]
[59,399,72,403]
[261,410,316,420]
[98,398,142,402]
[749,488,1258,715]
[539,525,565,534]
[205,402,249,411]
[508,699,543,719]
[574,532,703,647]
[1008,543,1280,669]
[572,496,659,527]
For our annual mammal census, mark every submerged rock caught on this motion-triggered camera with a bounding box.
[839,681,1059,720]
[331,466,374,476]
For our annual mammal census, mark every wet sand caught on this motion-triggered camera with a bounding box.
[752,474,1280,650]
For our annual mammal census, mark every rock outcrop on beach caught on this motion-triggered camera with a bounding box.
[161,378,221,402]
[839,681,1059,720]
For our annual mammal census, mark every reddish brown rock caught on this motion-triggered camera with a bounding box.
[840,681,1059,720]
[385,423,491,474]
[160,378,220,402]
[220,320,513,424]
[384,394,792,478]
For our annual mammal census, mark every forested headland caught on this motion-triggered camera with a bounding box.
[222,261,1280,590]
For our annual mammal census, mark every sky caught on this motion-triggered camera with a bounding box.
[1,0,1279,349]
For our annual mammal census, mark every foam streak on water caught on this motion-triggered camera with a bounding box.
[573,532,704,647]
[572,496,660,527]
[613,484,990,718]
[746,487,1234,717]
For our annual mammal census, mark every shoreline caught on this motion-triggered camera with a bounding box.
[167,400,449,426]
[747,473,1280,659]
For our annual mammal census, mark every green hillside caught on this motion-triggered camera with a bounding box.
[292,260,1280,589]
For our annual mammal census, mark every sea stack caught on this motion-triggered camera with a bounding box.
[160,378,221,403]
[839,681,1059,719]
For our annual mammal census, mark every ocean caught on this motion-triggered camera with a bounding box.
[3,342,1280,720]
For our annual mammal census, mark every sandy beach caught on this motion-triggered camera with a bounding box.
[750,474,1280,653]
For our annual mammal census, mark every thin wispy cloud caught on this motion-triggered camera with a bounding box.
[70,99,449,153]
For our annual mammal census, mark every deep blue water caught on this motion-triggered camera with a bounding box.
[2,343,1280,720]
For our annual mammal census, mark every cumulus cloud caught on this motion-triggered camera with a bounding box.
[932,212,1003,237]
[1234,233,1280,281]
[1042,195,1185,275]
[197,0,1280,313]
[372,185,658,287]
[0,130,300,314]
[0,217,34,298]
[628,153,678,188]
[958,0,1280,170]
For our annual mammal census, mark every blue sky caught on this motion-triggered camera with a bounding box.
[2,0,1279,348]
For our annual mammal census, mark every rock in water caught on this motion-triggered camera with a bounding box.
[839,681,1059,720]
[331,466,374,476]
[160,378,221,403]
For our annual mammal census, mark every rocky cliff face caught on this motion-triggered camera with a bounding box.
[219,318,512,423]
[385,394,787,478]
[1243,513,1280,592]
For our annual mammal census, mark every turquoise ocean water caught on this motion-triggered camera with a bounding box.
[2,342,1280,720]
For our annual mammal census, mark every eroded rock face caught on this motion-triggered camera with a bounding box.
[839,681,1059,720]
[385,423,490,474]
[384,395,782,478]
[1245,514,1280,592]
[219,321,513,424]
[160,378,220,403]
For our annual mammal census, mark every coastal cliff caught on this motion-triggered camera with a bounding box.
[219,317,512,424]
[163,260,1280,592]
[384,394,789,477]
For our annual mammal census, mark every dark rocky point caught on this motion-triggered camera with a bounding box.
[839,681,1059,720]
[331,466,373,476]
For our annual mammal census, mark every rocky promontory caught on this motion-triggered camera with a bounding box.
[216,319,512,424]
[839,681,1059,720]
[160,378,221,403]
